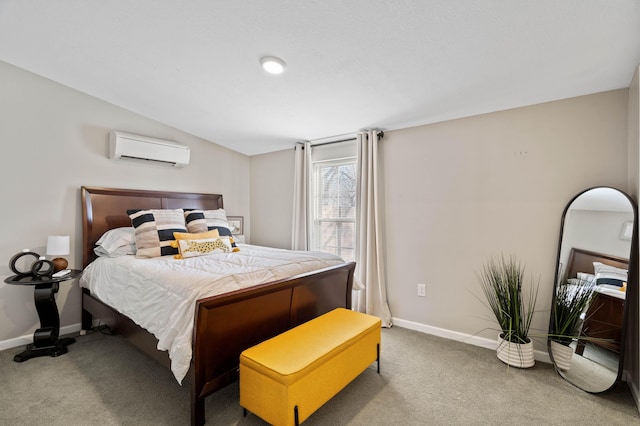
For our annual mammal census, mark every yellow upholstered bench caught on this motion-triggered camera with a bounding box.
[239,307,381,426]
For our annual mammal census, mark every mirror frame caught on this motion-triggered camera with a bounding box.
[548,186,638,393]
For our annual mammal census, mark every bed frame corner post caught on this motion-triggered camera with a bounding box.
[81,297,93,332]
[191,389,205,426]
[346,262,355,309]
[191,301,206,426]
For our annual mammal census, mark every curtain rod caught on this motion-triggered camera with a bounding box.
[296,130,384,149]
[309,137,356,148]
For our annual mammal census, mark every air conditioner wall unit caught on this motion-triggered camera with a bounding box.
[109,131,190,167]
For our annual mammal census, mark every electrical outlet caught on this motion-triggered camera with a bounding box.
[417,283,426,297]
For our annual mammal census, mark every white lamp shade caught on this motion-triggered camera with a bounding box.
[46,235,70,256]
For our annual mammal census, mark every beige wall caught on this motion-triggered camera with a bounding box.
[249,150,295,248]
[251,89,630,356]
[381,90,629,350]
[0,61,250,346]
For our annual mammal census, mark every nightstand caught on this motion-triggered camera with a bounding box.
[4,269,82,362]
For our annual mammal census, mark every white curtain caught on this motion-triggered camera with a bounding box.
[291,142,311,250]
[354,130,393,327]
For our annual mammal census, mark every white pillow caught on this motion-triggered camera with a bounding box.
[94,244,136,257]
[576,272,596,284]
[94,227,136,257]
[592,262,627,280]
[593,261,627,287]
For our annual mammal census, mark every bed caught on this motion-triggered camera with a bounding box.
[79,186,356,426]
[562,247,628,355]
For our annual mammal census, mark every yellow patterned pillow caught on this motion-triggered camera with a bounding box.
[171,229,234,259]
[173,229,219,241]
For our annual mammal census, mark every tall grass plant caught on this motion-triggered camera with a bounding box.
[479,255,539,344]
[551,278,597,345]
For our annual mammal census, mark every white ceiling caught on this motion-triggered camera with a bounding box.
[1,1,639,156]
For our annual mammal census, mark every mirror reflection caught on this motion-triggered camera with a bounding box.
[549,187,636,393]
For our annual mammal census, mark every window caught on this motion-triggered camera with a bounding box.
[310,157,357,262]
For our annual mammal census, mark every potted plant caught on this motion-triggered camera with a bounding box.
[549,278,597,371]
[478,255,539,368]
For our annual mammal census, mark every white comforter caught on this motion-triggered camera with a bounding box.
[79,244,348,383]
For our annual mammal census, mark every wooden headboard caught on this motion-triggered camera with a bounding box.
[565,247,628,280]
[81,186,223,268]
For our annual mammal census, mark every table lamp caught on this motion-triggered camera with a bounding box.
[46,235,70,272]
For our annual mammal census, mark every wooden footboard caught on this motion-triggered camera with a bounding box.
[190,261,355,425]
[82,261,355,426]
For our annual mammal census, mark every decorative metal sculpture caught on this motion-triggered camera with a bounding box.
[9,249,54,278]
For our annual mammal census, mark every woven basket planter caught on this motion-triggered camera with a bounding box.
[496,334,535,368]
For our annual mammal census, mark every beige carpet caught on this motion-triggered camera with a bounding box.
[0,326,638,425]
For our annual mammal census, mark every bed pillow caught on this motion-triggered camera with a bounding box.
[184,208,230,232]
[171,229,234,258]
[173,229,220,241]
[593,262,627,287]
[128,208,187,258]
[576,272,596,285]
[94,227,137,257]
[95,244,137,257]
[184,209,239,251]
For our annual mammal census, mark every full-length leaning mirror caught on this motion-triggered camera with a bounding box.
[549,186,637,393]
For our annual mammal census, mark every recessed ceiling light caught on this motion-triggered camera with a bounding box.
[260,56,286,74]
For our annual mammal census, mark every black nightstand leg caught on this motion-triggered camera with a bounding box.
[13,282,75,362]
[33,282,60,347]
[13,338,75,362]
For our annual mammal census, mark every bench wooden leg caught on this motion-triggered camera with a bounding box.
[377,343,380,374]
[294,405,299,426]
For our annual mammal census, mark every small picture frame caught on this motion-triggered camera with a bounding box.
[621,220,633,240]
[227,216,244,235]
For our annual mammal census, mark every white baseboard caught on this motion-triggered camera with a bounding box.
[391,316,552,364]
[2,316,553,365]
[0,322,91,352]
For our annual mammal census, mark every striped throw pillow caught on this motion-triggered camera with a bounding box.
[593,262,628,287]
[184,209,238,250]
[128,209,187,258]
